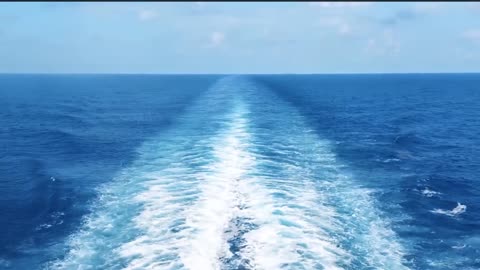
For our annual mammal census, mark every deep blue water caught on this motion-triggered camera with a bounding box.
[0,74,479,269]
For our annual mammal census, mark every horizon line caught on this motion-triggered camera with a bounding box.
[1,72,480,76]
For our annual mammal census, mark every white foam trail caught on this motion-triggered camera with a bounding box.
[48,80,242,270]
[215,81,350,270]
[232,145,348,269]
[239,178,346,270]
[117,100,271,270]
[431,202,467,217]
[238,137,406,269]
[117,97,350,270]
[175,103,255,269]
[49,76,411,270]
[236,78,410,269]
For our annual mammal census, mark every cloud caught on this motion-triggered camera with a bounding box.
[209,31,225,47]
[338,23,351,35]
[365,29,400,55]
[319,16,355,36]
[309,2,372,8]
[463,29,480,43]
[318,17,353,36]
[138,9,158,21]
[366,38,377,51]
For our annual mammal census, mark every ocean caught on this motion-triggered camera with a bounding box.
[0,74,479,269]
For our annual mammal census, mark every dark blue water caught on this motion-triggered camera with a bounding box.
[0,74,479,269]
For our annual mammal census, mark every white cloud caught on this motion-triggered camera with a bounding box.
[318,17,352,36]
[309,2,372,8]
[339,23,351,35]
[384,30,400,53]
[209,31,225,47]
[365,30,400,55]
[463,29,480,43]
[138,9,158,21]
[366,38,377,51]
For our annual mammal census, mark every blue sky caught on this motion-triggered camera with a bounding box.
[0,2,479,73]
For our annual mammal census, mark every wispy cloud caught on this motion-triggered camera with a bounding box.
[365,29,400,55]
[338,23,351,35]
[209,31,225,47]
[463,29,480,43]
[319,17,353,36]
[138,9,158,21]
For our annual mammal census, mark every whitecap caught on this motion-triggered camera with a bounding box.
[421,187,441,198]
[452,244,466,249]
[431,202,467,217]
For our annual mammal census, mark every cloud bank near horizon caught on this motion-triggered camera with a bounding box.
[0,2,479,73]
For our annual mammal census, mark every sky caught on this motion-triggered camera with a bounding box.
[0,2,479,74]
